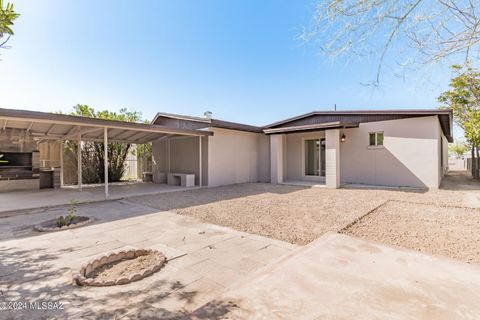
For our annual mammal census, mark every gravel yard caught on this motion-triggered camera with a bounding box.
[129,173,478,247]
[342,200,480,264]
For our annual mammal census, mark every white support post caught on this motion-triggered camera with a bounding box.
[199,136,202,187]
[77,129,82,191]
[60,141,64,187]
[325,129,341,189]
[104,127,109,199]
[270,134,285,184]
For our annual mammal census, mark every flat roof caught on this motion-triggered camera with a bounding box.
[0,108,212,144]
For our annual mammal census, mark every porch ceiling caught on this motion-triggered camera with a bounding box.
[0,108,213,144]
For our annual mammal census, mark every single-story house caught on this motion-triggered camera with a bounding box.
[0,108,452,195]
[151,109,452,189]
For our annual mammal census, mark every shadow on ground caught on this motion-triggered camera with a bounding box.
[0,245,238,319]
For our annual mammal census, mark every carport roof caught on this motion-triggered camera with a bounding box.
[0,108,213,144]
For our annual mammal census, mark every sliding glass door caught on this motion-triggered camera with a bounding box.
[304,138,325,177]
[304,139,320,176]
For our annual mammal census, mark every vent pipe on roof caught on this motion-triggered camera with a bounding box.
[204,111,212,119]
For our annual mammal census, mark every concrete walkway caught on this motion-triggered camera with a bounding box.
[0,200,296,319]
[0,182,193,214]
[193,233,480,320]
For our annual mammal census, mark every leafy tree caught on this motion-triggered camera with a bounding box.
[0,0,19,49]
[448,140,469,158]
[303,0,480,85]
[65,104,147,184]
[439,65,480,177]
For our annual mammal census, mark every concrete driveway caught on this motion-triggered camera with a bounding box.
[0,200,296,319]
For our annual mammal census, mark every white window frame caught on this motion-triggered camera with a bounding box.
[302,137,324,180]
[368,131,384,148]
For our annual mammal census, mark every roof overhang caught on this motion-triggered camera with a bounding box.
[263,122,359,134]
[264,109,453,142]
[0,108,212,144]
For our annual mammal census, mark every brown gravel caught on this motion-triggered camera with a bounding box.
[129,175,475,246]
[129,172,480,264]
[342,200,480,264]
[89,253,157,282]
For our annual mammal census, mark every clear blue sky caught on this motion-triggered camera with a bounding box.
[0,0,460,137]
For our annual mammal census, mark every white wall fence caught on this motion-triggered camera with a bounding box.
[123,151,138,181]
[450,158,467,171]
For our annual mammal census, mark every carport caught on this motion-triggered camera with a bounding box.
[0,108,212,199]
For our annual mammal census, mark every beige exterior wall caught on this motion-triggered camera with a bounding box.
[340,116,443,188]
[280,116,446,189]
[152,136,208,186]
[207,128,262,187]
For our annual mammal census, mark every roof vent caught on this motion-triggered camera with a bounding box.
[203,111,212,119]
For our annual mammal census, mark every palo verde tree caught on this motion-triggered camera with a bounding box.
[439,65,480,177]
[66,105,147,184]
[0,0,19,50]
[302,0,480,85]
[448,140,469,158]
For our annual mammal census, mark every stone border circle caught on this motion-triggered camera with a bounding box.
[34,216,93,232]
[72,248,167,286]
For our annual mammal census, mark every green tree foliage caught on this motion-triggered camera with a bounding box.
[66,104,147,184]
[448,140,469,158]
[0,0,19,48]
[439,65,480,176]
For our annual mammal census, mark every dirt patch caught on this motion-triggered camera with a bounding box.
[91,252,157,282]
[342,200,480,264]
[34,216,92,232]
[74,248,167,286]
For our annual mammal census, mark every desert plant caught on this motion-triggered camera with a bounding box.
[65,199,78,225]
[56,199,78,227]
[63,105,146,184]
[56,216,66,228]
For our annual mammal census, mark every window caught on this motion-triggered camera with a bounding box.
[369,132,384,146]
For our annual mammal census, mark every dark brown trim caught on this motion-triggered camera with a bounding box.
[263,122,359,134]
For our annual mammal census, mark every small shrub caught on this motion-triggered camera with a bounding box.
[56,216,66,228]
[56,199,78,228]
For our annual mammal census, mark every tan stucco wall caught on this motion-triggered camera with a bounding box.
[340,116,443,188]
[152,136,208,186]
[207,128,262,187]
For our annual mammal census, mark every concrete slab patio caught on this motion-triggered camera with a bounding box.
[0,200,296,319]
[193,233,480,320]
[0,182,194,214]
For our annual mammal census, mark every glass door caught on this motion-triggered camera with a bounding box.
[320,138,326,176]
[304,139,320,176]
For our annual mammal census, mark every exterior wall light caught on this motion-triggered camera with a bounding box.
[341,133,346,142]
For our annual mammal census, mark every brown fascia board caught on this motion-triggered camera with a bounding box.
[264,109,452,128]
[263,122,359,134]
